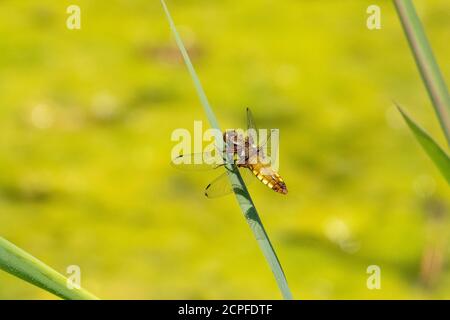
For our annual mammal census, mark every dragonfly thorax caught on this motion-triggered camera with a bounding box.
[223,130,262,166]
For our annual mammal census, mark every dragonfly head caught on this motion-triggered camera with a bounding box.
[223,130,241,145]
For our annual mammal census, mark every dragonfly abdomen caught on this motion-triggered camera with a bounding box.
[247,163,288,195]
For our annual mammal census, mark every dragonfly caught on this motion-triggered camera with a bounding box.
[172,108,288,198]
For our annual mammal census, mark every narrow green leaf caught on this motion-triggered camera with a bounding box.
[394,0,450,145]
[160,0,293,299]
[0,237,99,300]
[397,105,450,184]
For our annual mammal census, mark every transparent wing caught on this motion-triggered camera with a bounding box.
[246,108,258,133]
[246,108,275,162]
[254,129,276,164]
[205,167,255,198]
[171,152,224,171]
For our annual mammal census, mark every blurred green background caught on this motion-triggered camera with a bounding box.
[0,0,449,299]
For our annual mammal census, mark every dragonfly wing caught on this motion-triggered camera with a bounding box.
[205,167,255,198]
[246,108,258,132]
[255,128,277,167]
[204,172,232,198]
[246,108,275,162]
[239,166,255,186]
[171,152,224,171]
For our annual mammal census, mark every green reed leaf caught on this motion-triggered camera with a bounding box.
[0,237,98,300]
[394,0,450,145]
[397,105,450,184]
[160,0,293,299]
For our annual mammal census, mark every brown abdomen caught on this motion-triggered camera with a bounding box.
[247,162,288,195]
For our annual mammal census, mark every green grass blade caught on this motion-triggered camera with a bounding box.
[160,0,293,299]
[0,237,99,300]
[397,105,450,184]
[394,0,450,145]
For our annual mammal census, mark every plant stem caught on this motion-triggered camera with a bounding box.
[160,0,293,299]
[393,0,450,146]
[0,237,98,300]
